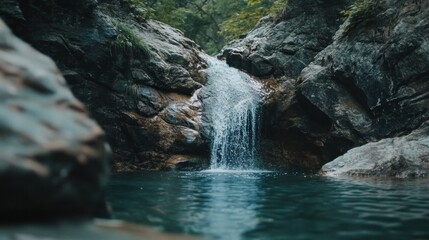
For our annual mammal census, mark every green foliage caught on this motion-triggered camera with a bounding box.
[220,0,288,42]
[268,0,288,15]
[111,21,151,58]
[121,0,288,55]
[123,0,153,20]
[123,81,141,97]
[220,7,265,42]
[341,0,377,33]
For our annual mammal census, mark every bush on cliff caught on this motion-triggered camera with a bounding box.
[121,0,288,54]
[111,21,151,58]
[340,0,378,35]
[220,0,288,41]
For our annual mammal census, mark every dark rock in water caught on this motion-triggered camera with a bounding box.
[0,19,110,220]
[321,122,429,178]
[163,155,210,171]
[0,0,208,170]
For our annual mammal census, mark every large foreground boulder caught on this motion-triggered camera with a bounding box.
[0,19,110,220]
[321,122,429,178]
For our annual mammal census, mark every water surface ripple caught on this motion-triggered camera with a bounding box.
[108,172,429,240]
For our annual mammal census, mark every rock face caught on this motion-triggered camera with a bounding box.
[2,0,428,175]
[0,0,209,170]
[222,0,429,173]
[302,0,429,174]
[322,122,429,178]
[0,19,109,220]
[221,0,354,171]
[222,0,352,79]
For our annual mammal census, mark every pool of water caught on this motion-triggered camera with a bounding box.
[107,172,429,240]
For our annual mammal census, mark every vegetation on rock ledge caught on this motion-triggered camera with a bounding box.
[220,0,288,41]
[340,0,378,35]
[122,0,288,54]
[111,21,151,58]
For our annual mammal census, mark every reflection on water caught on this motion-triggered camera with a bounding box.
[193,173,260,239]
[107,172,429,240]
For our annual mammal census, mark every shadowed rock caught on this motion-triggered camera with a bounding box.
[298,0,429,173]
[221,0,429,173]
[0,0,208,170]
[0,19,110,220]
[221,0,353,171]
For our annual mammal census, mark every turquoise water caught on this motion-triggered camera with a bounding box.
[107,172,429,240]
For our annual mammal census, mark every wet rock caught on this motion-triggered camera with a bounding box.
[220,0,352,78]
[120,90,206,170]
[164,155,210,171]
[321,122,429,178]
[224,0,429,173]
[0,19,110,220]
[142,21,206,94]
[0,1,208,170]
[294,0,429,170]
[223,0,353,171]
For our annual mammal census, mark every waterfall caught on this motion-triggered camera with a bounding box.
[204,57,264,170]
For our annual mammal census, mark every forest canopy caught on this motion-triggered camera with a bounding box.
[124,0,288,54]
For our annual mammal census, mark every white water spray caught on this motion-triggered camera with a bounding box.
[204,57,264,170]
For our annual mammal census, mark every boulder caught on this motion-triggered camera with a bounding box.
[0,19,110,220]
[321,122,429,178]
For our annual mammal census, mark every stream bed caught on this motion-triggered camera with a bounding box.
[107,172,429,240]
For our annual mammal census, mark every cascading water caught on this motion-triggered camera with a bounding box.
[204,56,264,170]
